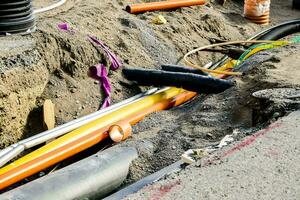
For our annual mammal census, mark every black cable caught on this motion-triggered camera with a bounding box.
[161,64,208,76]
[252,18,300,40]
[258,23,300,40]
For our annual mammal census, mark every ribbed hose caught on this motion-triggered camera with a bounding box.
[161,64,208,76]
[123,68,235,94]
[0,0,35,34]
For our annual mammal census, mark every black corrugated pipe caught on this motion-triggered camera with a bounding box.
[123,68,235,94]
[161,64,208,76]
[0,147,138,200]
[0,0,35,35]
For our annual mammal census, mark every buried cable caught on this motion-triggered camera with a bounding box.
[0,88,195,190]
[183,40,287,75]
[208,19,300,70]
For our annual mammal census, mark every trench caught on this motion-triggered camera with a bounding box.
[0,0,299,197]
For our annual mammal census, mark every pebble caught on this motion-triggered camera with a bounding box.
[39,171,46,177]
[54,69,64,79]
[70,88,77,93]
[48,80,56,86]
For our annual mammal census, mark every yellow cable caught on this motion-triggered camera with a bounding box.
[0,88,184,175]
[183,40,289,76]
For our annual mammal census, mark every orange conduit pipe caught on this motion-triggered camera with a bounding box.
[0,88,182,176]
[110,91,196,142]
[126,0,206,14]
[0,128,109,190]
[0,91,196,190]
[109,122,132,143]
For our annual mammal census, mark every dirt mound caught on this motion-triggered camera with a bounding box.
[0,0,259,148]
[0,0,298,158]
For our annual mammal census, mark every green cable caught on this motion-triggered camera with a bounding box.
[234,36,300,67]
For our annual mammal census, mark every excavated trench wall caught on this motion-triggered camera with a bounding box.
[0,0,262,148]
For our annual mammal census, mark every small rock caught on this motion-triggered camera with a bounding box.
[206,133,214,138]
[70,88,77,93]
[48,80,56,86]
[152,15,167,25]
[54,69,64,79]
[39,171,46,177]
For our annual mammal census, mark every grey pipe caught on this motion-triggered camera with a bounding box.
[105,161,183,200]
[0,147,138,200]
[0,88,159,167]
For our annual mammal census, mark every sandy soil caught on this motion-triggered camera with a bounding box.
[0,0,299,195]
[0,0,298,147]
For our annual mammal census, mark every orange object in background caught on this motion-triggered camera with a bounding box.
[126,0,206,14]
[0,91,196,190]
[244,0,270,25]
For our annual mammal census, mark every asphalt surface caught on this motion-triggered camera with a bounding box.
[127,111,300,200]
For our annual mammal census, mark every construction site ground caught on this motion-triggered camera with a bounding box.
[0,0,299,198]
[126,111,300,200]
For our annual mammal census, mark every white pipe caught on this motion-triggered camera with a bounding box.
[0,88,160,168]
[34,0,67,14]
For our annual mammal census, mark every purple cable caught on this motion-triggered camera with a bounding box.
[89,64,111,109]
[57,23,122,108]
[57,23,75,33]
[88,36,122,71]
